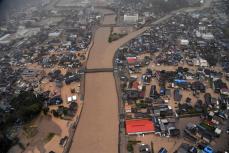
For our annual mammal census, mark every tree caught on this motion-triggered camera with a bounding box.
[43,107,50,115]
[127,143,134,152]
[0,132,13,153]
[52,110,59,118]
[108,36,112,43]
[10,91,43,123]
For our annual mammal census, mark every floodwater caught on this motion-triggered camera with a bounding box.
[70,10,149,153]
[87,26,148,69]
[70,1,217,152]
[69,73,119,153]
[86,27,111,69]
[103,14,116,25]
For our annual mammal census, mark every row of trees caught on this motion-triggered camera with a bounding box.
[0,90,45,153]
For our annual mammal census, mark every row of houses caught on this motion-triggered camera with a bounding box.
[114,3,229,152]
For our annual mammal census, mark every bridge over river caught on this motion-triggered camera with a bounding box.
[68,9,148,153]
[84,68,114,73]
[68,0,213,152]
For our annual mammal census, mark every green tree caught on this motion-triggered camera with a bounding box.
[127,143,134,152]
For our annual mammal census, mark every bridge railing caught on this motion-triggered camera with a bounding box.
[84,68,114,73]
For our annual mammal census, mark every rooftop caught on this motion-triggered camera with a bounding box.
[126,119,155,134]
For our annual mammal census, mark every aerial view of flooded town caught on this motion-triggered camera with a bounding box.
[0,0,228,153]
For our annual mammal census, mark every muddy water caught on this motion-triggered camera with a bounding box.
[70,12,149,153]
[86,27,111,69]
[69,73,119,153]
[87,26,148,69]
[103,15,116,25]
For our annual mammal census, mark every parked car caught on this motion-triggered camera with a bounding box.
[158,147,167,153]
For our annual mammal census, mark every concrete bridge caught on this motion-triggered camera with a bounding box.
[84,68,114,73]
[81,68,114,73]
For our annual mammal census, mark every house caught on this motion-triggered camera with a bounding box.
[193,58,208,67]
[139,144,151,153]
[127,56,137,64]
[174,89,182,102]
[125,89,139,100]
[195,100,203,112]
[180,39,189,46]
[184,129,198,143]
[72,95,77,101]
[175,80,189,89]
[124,13,139,23]
[125,104,132,113]
[49,31,62,38]
[139,85,146,99]
[65,75,81,84]
[125,119,155,135]
[204,93,212,107]
[196,123,214,143]
[158,148,168,153]
[199,58,208,67]
[48,96,63,105]
[59,136,68,147]
[152,105,173,117]
[203,146,214,153]
[22,69,39,78]
[132,81,140,90]
[212,79,227,93]
[202,33,214,40]
[220,88,229,96]
[0,34,12,45]
[67,96,72,103]
[191,81,205,92]
[175,143,197,153]
[69,102,78,111]
[150,85,159,99]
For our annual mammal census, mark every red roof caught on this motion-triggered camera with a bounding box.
[126,119,155,134]
[132,81,139,90]
[127,57,137,64]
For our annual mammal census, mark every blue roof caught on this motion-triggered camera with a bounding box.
[158,148,168,153]
[175,79,187,83]
[203,146,213,153]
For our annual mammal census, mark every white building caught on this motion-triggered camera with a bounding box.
[41,0,50,6]
[202,33,214,40]
[16,26,41,39]
[124,14,139,23]
[195,30,214,40]
[193,58,208,67]
[48,31,62,38]
[199,58,208,67]
[0,34,11,45]
[180,39,189,45]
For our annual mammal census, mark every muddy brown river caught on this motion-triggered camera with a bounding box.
[69,11,148,153]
